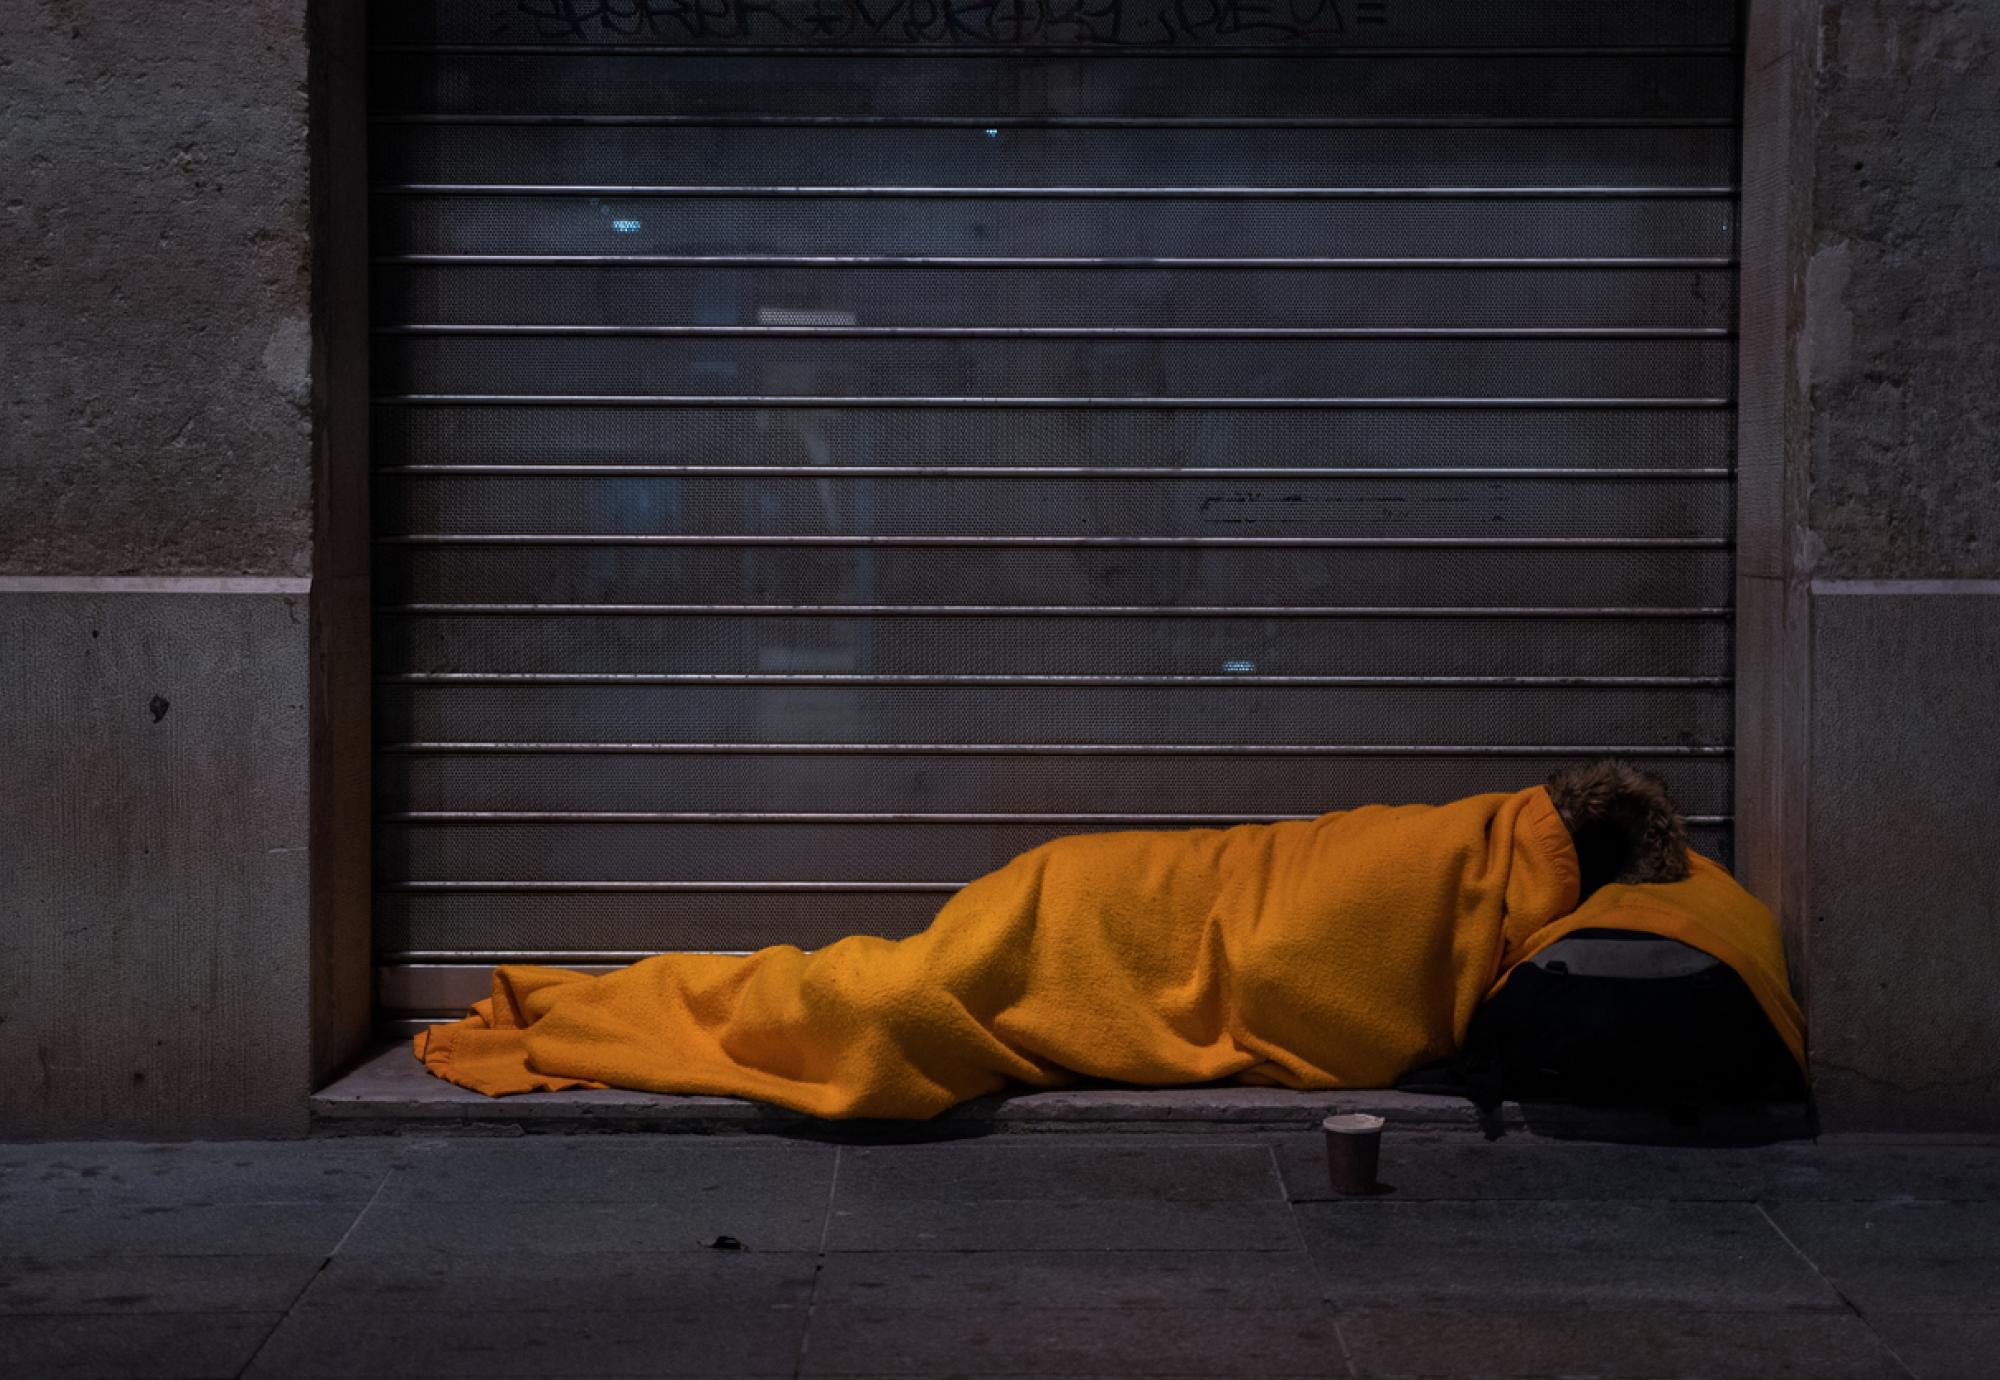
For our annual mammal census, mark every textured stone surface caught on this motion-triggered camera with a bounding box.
[297,1250,819,1316]
[1767,1201,2000,1314]
[1295,1199,1841,1311]
[0,1141,389,1207]
[0,1,312,576]
[1808,591,2000,1130]
[798,1305,1344,1377]
[1,1133,1996,1377]
[832,1141,1284,1202]
[0,1255,323,1315]
[1741,0,2000,1134]
[374,1136,837,1204]
[0,1201,356,1259]
[811,1249,1325,1311]
[0,1313,283,1380]
[1864,1313,2000,1380]
[0,593,311,1137]
[1803,0,2000,579]
[1334,1306,1903,1380]
[824,1195,1301,1252]
[1275,1131,1775,1203]
[247,1308,808,1379]
[340,1196,831,1256]
[313,1042,1511,1134]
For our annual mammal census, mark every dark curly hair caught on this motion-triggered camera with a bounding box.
[1545,758,1693,897]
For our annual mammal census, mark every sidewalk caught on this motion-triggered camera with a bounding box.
[3,1125,1997,1378]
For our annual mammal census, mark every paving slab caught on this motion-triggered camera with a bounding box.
[0,1254,324,1314]
[1761,1142,2000,1201]
[1275,1130,1774,1203]
[1296,1200,1841,1311]
[338,1196,828,1255]
[1333,1304,1906,1379]
[0,1201,363,1259]
[834,1141,1284,1203]
[376,1136,837,1205]
[1766,1201,2000,1313]
[1768,1199,2000,1259]
[244,1307,806,1378]
[825,1195,1301,1252]
[798,1303,1346,1376]
[0,1142,392,1207]
[0,1312,282,1379]
[814,1248,1325,1310]
[296,1249,817,1315]
[2,1132,1995,1378]
[1860,1312,2000,1380]
[1275,1132,2000,1207]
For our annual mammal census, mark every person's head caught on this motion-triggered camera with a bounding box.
[1544,758,1692,898]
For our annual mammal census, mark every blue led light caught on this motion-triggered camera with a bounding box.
[1223,660,1256,673]
[612,219,642,233]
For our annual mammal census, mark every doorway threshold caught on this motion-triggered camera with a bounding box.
[313,1044,1812,1142]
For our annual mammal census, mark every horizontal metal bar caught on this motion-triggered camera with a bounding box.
[375,324,1736,341]
[377,464,1734,479]
[376,321,1741,340]
[378,880,963,892]
[380,956,735,967]
[374,394,1737,410]
[376,603,1734,618]
[374,114,1739,130]
[380,810,1736,825]
[374,534,1730,548]
[378,250,1740,265]
[381,672,1731,688]
[377,742,1733,757]
[377,185,1739,203]
[368,44,1742,58]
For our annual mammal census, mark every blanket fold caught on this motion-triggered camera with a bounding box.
[417,784,1582,1118]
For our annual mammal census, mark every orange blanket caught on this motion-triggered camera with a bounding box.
[416,784,1584,1118]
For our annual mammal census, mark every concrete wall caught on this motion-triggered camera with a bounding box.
[0,2,315,1137]
[1743,0,2000,1130]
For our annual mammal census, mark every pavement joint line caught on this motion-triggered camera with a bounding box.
[1754,1201,1921,1380]
[793,1142,841,1380]
[1273,1141,1359,1379]
[230,1167,391,1379]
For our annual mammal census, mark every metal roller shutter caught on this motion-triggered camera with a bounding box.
[367,1,1742,1028]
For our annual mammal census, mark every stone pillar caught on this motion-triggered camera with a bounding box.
[1742,0,2000,1130]
[0,1,318,1137]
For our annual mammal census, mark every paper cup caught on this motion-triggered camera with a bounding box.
[1322,1112,1385,1195]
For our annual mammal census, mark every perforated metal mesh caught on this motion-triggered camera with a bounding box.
[375,405,1738,467]
[374,335,1735,398]
[378,613,1732,678]
[379,544,1734,607]
[377,124,1739,189]
[378,475,1732,538]
[368,4,1743,1009]
[375,195,1736,260]
[376,750,1738,817]
[375,266,1739,330]
[368,51,1740,120]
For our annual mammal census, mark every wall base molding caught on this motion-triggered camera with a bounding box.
[0,576,311,595]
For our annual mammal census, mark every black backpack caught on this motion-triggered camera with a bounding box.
[1445,928,1804,1119]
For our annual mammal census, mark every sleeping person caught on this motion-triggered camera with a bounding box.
[414,760,1804,1119]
